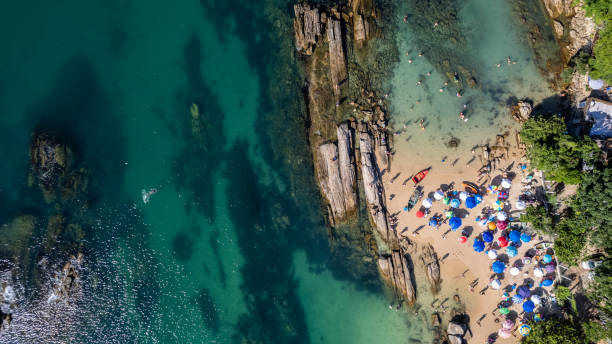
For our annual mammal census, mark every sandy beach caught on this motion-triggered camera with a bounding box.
[382,126,555,343]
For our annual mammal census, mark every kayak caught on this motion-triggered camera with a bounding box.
[412,169,430,185]
[462,181,479,194]
[406,186,423,212]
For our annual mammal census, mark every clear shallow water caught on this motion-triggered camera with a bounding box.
[0,1,425,343]
[389,0,561,164]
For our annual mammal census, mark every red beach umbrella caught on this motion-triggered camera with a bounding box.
[498,236,509,247]
[497,220,508,230]
[458,236,467,243]
[416,210,425,218]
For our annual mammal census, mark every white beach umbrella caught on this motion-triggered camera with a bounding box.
[488,250,498,260]
[433,190,444,200]
[497,211,507,221]
[490,279,502,289]
[530,295,541,305]
[515,200,527,210]
[501,178,512,189]
[510,267,520,276]
[479,219,488,228]
[459,191,468,201]
[422,198,433,208]
[533,267,544,277]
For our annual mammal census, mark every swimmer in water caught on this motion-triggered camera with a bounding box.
[408,59,413,64]
[439,88,444,92]
[456,92,462,97]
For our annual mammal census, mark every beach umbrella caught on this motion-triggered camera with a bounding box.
[501,178,512,189]
[495,200,504,210]
[512,294,524,303]
[475,194,483,204]
[510,267,520,276]
[443,197,450,205]
[543,254,553,263]
[450,198,461,208]
[531,295,541,305]
[487,250,498,260]
[416,210,425,218]
[519,324,531,336]
[458,236,467,243]
[482,231,494,243]
[490,279,501,289]
[499,307,510,315]
[497,220,508,230]
[516,200,527,210]
[433,190,444,200]
[422,198,433,208]
[465,196,477,209]
[534,313,542,322]
[473,239,485,252]
[459,191,468,201]
[429,218,438,227]
[506,245,518,257]
[488,222,497,230]
[520,233,532,243]
[545,264,556,274]
[522,257,532,265]
[498,236,509,247]
[449,217,462,230]
[533,267,544,277]
[523,300,535,313]
[479,218,488,227]
[518,286,531,298]
[540,279,554,287]
[445,210,453,218]
[503,319,515,330]
[492,261,506,274]
[497,211,507,221]
[509,230,521,242]
[498,328,512,339]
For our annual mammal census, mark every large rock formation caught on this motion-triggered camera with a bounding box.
[29,132,70,202]
[359,130,389,241]
[541,0,596,58]
[420,244,441,294]
[293,4,322,55]
[326,18,347,98]
[510,100,533,123]
[377,250,416,304]
[336,123,358,214]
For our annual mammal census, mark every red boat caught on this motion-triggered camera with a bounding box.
[412,169,429,185]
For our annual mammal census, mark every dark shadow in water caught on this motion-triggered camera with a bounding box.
[225,139,309,343]
[209,230,227,288]
[171,32,226,223]
[196,288,219,334]
[172,231,194,262]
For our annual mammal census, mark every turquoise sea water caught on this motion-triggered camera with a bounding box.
[0,1,559,343]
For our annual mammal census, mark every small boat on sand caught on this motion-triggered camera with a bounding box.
[412,168,430,185]
[406,186,423,212]
[462,181,480,194]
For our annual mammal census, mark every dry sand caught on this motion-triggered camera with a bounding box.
[382,129,551,343]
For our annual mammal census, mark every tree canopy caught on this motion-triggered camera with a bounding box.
[572,167,612,251]
[519,116,599,184]
[590,25,612,83]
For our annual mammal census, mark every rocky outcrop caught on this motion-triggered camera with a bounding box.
[359,130,389,241]
[293,4,322,55]
[29,132,69,202]
[446,320,467,344]
[377,250,416,304]
[420,244,441,294]
[510,100,533,123]
[541,0,596,58]
[336,123,358,214]
[326,18,347,97]
[48,253,83,304]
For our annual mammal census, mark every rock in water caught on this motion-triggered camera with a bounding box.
[359,130,389,241]
[326,18,347,97]
[420,244,440,293]
[317,142,348,223]
[29,131,69,202]
[511,100,532,123]
[336,122,358,216]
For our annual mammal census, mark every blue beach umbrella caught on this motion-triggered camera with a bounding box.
[506,245,518,257]
[482,231,494,243]
[465,196,477,209]
[543,254,553,263]
[509,230,521,243]
[512,294,524,303]
[523,300,535,313]
[450,198,461,208]
[475,194,483,204]
[492,261,506,274]
[520,233,532,243]
[518,285,531,298]
[473,239,485,252]
[429,218,438,227]
[449,217,462,230]
[540,279,554,287]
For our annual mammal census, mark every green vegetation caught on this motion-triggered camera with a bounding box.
[588,259,612,317]
[561,51,592,82]
[573,167,612,251]
[554,217,588,265]
[581,0,612,22]
[523,318,603,344]
[520,205,554,233]
[590,25,612,83]
[520,115,599,184]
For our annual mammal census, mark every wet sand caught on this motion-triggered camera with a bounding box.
[383,133,550,343]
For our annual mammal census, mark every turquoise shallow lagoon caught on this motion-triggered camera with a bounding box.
[0,0,559,343]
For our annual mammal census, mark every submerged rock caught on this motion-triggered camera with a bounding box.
[293,3,322,55]
[510,100,533,123]
[29,131,70,202]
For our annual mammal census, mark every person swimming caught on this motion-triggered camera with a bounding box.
[142,188,158,204]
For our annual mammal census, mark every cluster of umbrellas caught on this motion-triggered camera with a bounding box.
[498,317,531,338]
